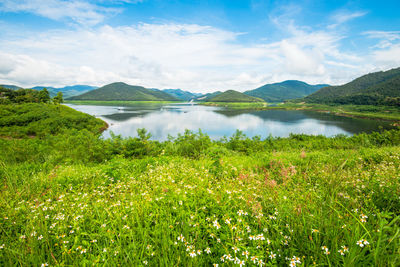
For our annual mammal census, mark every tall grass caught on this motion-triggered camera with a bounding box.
[0,129,399,266]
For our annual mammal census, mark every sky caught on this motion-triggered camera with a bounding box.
[0,0,399,93]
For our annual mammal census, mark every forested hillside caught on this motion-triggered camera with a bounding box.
[305,67,400,106]
[68,82,179,101]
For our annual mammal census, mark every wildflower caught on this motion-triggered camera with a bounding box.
[213,219,221,229]
[312,229,319,234]
[38,235,43,240]
[189,250,197,257]
[232,246,240,253]
[143,260,148,265]
[197,249,202,255]
[20,235,26,239]
[238,259,245,267]
[103,248,107,252]
[0,244,4,249]
[205,247,211,254]
[251,256,258,263]
[242,250,250,258]
[213,264,219,267]
[81,249,87,254]
[269,253,276,259]
[290,256,301,266]
[321,246,330,255]
[357,239,369,247]
[225,218,231,224]
[257,259,265,266]
[41,263,48,267]
[177,234,185,242]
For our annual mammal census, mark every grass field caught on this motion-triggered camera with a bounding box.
[1,127,400,266]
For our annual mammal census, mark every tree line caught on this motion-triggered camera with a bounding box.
[0,87,63,104]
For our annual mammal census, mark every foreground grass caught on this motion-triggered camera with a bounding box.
[1,142,399,266]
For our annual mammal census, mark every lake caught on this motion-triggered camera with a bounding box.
[65,103,395,140]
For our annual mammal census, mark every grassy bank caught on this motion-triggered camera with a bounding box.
[202,102,268,108]
[201,102,400,123]
[0,103,107,138]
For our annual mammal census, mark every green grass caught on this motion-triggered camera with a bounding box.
[0,127,400,266]
[0,102,399,266]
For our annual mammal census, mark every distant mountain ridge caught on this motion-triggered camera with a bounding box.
[0,84,97,98]
[207,90,264,102]
[68,82,179,101]
[244,80,328,102]
[161,89,201,101]
[305,67,400,106]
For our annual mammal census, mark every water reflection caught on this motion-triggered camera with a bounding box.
[65,103,395,140]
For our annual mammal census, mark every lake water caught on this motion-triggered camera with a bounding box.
[65,103,395,140]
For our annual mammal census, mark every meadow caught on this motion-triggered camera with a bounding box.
[1,123,400,266]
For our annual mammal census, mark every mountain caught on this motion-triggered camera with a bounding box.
[32,85,97,98]
[68,82,179,101]
[194,91,222,102]
[244,80,328,102]
[207,90,264,102]
[305,67,400,106]
[0,84,22,90]
[162,89,201,101]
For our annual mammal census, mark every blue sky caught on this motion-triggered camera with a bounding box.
[0,0,399,92]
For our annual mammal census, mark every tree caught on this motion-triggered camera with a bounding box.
[53,92,64,104]
[38,88,50,103]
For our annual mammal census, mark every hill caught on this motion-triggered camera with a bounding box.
[33,85,97,98]
[194,91,222,102]
[244,80,328,102]
[0,103,106,138]
[207,90,264,102]
[68,82,179,101]
[305,67,400,106]
[0,84,23,90]
[162,89,201,101]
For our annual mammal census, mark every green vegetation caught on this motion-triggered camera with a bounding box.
[68,82,179,101]
[245,80,328,102]
[1,101,400,266]
[162,89,200,101]
[0,104,106,138]
[266,103,400,123]
[306,67,400,106]
[207,90,264,103]
[203,102,268,109]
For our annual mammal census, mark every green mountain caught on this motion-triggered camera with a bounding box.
[244,80,328,102]
[207,90,264,102]
[305,67,400,106]
[194,91,222,102]
[0,84,22,90]
[162,89,201,101]
[32,85,97,98]
[68,82,179,101]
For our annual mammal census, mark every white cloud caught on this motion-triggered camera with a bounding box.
[0,21,398,92]
[0,0,121,26]
[328,11,367,29]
